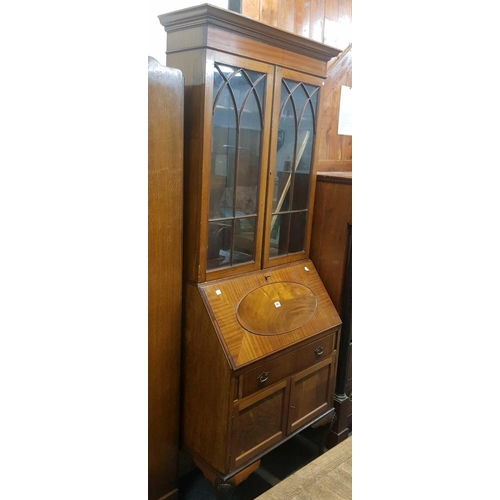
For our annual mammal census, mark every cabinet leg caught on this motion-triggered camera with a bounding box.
[193,457,260,500]
[318,410,336,456]
[214,479,236,500]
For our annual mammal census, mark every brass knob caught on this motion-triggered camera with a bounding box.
[257,371,269,384]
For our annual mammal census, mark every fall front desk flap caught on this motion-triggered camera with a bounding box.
[199,260,341,369]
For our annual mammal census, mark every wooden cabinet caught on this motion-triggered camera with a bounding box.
[158,5,342,498]
[148,57,183,500]
[310,171,352,447]
[181,261,341,496]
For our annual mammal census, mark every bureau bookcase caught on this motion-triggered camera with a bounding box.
[159,5,342,498]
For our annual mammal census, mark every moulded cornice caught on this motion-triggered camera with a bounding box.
[158,3,341,62]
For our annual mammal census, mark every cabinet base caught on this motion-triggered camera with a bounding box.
[193,457,261,500]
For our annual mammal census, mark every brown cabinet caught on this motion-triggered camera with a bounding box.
[158,5,342,498]
[148,57,183,500]
[310,171,352,446]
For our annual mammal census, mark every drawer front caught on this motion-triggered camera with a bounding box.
[240,331,336,398]
[293,331,336,375]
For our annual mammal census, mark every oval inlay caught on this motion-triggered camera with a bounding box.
[236,281,317,335]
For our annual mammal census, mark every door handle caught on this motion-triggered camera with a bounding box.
[315,346,324,356]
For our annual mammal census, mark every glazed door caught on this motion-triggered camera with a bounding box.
[203,51,274,281]
[287,357,335,434]
[263,68,325,268]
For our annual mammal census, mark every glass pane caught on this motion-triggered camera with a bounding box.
[233,216,256,265]
[216,63,235,82]
[236,82,262,216]
[292,98,315,210]
[207,220,233,271]
[208,63,267,272]
[213,66,224,102]
[210,82,237,220]
[273,87,295,213]
[289,211,307,253]
[231,69,263,112]
[305,84,319,110]
[269,213,290,258]
[292,172,311,211]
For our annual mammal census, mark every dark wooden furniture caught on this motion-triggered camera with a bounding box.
[158,6,341,498]
[148,56,184,500]
[310,171,352,446]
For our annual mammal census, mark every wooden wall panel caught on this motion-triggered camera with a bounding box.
[242,0,260,20]
[310,0,326,42]
[278,0,294,32]
[260,0,278,27]
[295,0,310,38]
[241,0,351,50]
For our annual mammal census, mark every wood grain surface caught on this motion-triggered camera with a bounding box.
[182,283,234,474]
[309,174,351,311]
[254,436,352,500]
[148,57,183,500]
[317,47,352,171]
[239,333,335,398]
[200,260,341,369]
[242,0,351,50]
[236,282,317,335]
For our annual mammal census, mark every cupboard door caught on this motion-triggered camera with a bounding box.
[287,357,335,434]
[264,68,325,268]
[231,380,289,470]
[204,52,274,281]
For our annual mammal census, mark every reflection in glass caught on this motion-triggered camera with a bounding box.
[207,220,233,271]
[269,78,319,259]
[208,63,266,271]
[269,213,290,257]
[210,81,237,220]
[234,216,256,264]
[272,95,295,213]
[289,211,307,253]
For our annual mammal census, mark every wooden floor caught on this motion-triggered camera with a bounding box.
[254,436,352,500]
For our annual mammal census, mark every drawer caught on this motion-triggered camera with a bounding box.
[239,331,336,399]
[293,331,336,376]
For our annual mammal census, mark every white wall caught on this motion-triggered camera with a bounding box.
[149,0,229,63]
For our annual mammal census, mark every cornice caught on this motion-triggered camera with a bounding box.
[158,4,341,62]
